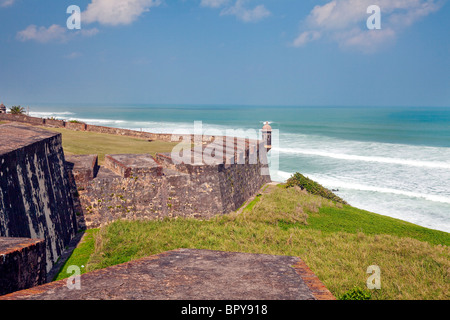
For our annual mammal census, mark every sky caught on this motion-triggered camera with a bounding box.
[0,0,449,107]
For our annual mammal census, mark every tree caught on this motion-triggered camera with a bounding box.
[9,106,25,115]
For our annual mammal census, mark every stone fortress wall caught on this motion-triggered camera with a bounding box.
[0,113,200,142]
[0,113,272,295]
[0,123,78,295]
[73,144,270,228]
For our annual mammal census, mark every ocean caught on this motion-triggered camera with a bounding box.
[28,104,450,233]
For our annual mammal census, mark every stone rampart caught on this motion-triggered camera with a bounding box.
[0,115,271,231]
[0,113,259,146]
[0,119,272,296]
[75,139,271,228]
[0,123,78,273]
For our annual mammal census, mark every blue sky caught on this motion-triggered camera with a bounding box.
[0,0,449,107]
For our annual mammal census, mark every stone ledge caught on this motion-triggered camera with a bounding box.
[104,154,163,178]
[0,122,59,155]
[65,154,99,184]
[0,237,47,296]
[0,249,335,300]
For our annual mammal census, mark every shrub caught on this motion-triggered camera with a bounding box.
[339,287,372,300]
[286,172,347,204]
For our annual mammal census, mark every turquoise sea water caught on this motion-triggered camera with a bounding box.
[29,104,450,233]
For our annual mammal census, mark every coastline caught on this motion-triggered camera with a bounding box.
[1,110,449,233]
[1,116,449,301]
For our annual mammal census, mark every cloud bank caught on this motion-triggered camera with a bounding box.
[17,25,68,43]
[17,0,159,43]
[292,0,444,52]
[83,0,162,26]
[200,0,230,8]
[0,0,15,8]
[17,24,99,43]
[203,0,271,23]
[16,0,272,44]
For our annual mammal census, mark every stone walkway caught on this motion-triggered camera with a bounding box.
[0,249,335,300]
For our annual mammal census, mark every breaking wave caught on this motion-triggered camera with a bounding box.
[276,147,450,169]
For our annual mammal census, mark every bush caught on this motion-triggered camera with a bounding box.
[286,172,347,204]
[339,287,372,300]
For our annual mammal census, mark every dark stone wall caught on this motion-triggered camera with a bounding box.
[0,124,78,272]
[0,237,46,296]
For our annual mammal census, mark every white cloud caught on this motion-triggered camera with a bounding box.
[17,24,99,43]
[0,0,15,8]
[64,52,83,59]
[292,31,321,47]
[334,27,397,53]
[83,0,161,26]
[220,0,271,22]
[200,0,229,8]
[17,25,68,43]
[292,0,444,52]
[15,0,160,44]
[202,0,271,23]
[221,1,270,22]
[79,28,100,37]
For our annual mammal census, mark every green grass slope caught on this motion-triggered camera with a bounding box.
[56,183,449,300]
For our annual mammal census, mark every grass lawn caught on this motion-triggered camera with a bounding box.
[54,229,98,280]
[42,127,179,164]
[56,184,450,300]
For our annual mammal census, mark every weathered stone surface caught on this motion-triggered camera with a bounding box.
[0,122,57,154]
[104,154,162,178]
[0,114,44,126]
[43,118,64,128]
[64,121,86,131]
[0,123,78,272]
[0,237,46,296]
[77,145,271,228]
[0,249,335,300]
[0,113,261,145]
[64,155,98,231]
[65,154,98,185]
[0,121,270,231]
